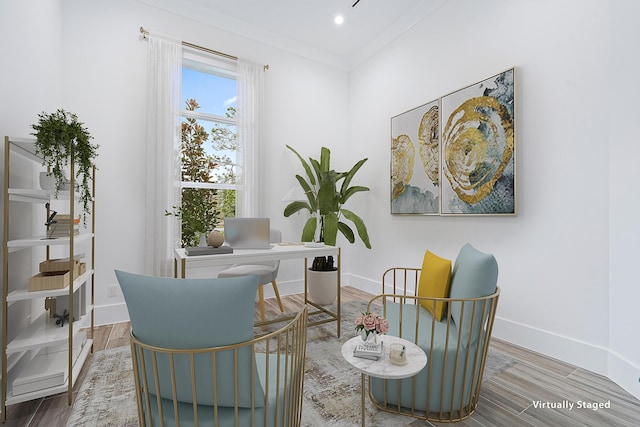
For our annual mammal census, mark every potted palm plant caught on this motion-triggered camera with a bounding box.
[31,109,98,224]
[284,145,371,304]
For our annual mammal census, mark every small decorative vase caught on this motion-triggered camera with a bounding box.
[361,330,377,343]
[207,230,224,247]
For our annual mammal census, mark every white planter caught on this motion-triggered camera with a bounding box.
[39,172,72,191]
[307,269,338,306]
[39,172,55,190]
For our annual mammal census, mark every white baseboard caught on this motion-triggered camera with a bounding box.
[94,302,129,326]
[345,273,382,295]
[262,278,303,298]
[607,348,640,400]
[492,316,609,375]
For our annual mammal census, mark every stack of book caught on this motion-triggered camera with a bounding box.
[353,340,384,360]
[185,246,233,256]
[47,214,80,238]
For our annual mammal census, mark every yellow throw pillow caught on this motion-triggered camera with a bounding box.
[418,250,452,321]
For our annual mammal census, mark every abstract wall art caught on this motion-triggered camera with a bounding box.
[440,68,515,215]
[390,68,516,216]
[390,99,440,214]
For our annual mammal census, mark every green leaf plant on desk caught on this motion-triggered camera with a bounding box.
[165,197,219,249]
[284,145,372,304]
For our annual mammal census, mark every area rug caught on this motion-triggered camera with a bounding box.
[67,301,515,426]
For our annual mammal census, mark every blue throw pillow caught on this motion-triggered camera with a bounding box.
[448,244,498,344]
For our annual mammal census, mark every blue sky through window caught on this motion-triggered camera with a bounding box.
[182,68,236,116]
[182,66,237,182]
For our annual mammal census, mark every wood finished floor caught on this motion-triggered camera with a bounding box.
[4,286,640,426]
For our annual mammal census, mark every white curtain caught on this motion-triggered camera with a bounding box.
[236,60,264,217]
[145,36,182,277]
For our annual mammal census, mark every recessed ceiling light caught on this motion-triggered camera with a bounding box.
[334,15,345,25]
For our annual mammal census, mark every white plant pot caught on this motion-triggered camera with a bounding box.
[307,269,338,306]
[39,172,55,190]
[39,172,72,191]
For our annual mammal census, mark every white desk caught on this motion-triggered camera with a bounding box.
[341,335,427,426]
[174,244,342,336]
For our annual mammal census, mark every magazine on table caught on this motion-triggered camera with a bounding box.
[353,339,383,360]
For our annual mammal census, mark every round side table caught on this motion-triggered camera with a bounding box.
[341,335,427,427]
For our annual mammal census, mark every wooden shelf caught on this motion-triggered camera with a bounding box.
[8,188,76,203]
[5,339,93,405]
[7,233,93,253]
[7,137,41,163]
[2,135,95,416]
[6,312,92,354]
[8,189,51,203]
[7,270,93,302]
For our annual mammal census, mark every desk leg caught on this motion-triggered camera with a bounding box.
[337,247,341,338]
[304,257,309,304]
[361,373,366,427]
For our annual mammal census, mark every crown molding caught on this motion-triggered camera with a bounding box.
[138,0,448,72]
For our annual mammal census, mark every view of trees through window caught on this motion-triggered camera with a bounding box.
[169,60,238,247]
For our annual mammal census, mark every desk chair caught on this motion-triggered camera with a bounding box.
[218,229,284,326]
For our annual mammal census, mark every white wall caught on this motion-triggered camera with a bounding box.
[347,0,638,399]
[608,0,640,400]
[1,0,638,400]
[0,0,63,135]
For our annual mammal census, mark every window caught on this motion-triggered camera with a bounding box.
[174,52,238,247]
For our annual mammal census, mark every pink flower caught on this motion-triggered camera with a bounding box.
[355,311,389,335]
[376,317,389,334]
[362,313,377,331]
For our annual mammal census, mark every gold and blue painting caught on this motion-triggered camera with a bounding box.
[390,68,516,216]
[440,68,515,215]
[391,99,440,214]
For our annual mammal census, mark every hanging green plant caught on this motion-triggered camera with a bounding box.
[31,109,98,224]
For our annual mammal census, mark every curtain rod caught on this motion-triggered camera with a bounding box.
[139,27,269,71]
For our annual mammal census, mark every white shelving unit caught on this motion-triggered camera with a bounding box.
[2,136,94,419]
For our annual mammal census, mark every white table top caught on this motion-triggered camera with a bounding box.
[341,335,427,380]
[175,243,340,266]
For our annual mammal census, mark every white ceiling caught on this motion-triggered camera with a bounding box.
[139,0,448,70]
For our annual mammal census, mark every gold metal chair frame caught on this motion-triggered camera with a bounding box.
[367,267,500,423]
[130,307,307,427]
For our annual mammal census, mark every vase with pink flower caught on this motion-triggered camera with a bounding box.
[355,311,389,343]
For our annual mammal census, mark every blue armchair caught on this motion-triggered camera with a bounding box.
[115,270,307,427]
[367,243,500,422]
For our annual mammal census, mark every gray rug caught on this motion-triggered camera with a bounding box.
[67,301,515,426]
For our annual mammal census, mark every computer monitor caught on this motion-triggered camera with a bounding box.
[223,217,271,249]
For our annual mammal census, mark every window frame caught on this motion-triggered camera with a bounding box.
[180,50,239,193]
[171,49,240,247]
